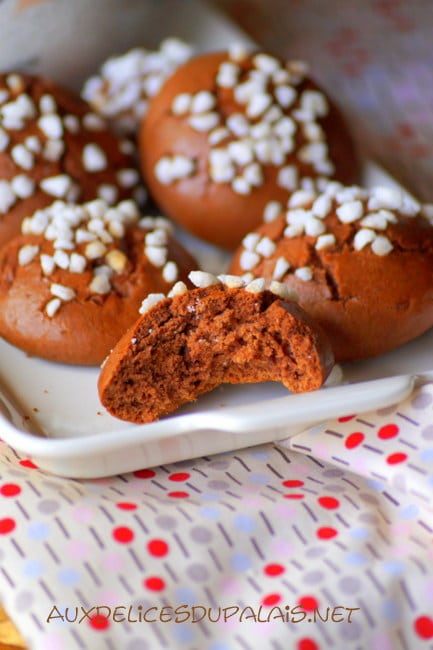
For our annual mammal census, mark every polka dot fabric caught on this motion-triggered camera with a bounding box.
[1,384,433,649]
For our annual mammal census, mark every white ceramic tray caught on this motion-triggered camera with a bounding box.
[0,4,432,478]
[1,159,431,478]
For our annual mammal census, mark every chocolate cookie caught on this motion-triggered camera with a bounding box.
[0,199,196,365]
[230,182,433,362]
[98,270,334,423]
[0,72,143,248]
[140,47,359,249]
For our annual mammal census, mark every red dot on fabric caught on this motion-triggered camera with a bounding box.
[338,415,356,422]
[283,493,304,500]
[0,518,16,534]
[167,491,189,498]
[297,639,319,650]
[378,423,399,439]
[116,502,137,510]
[112,526,134,543]
[282,479,304,487]
[318,496,340,509]
[133,468,155,479]
[386,452,407,465]
[316,527,338,540]
[261,593,281,607]
[264,563,285,577]
[414,615,433,639]
[168,472,190,482]
[144,576,166,591]
[89,614,110,631]
[345,432,365,449]
[147,539,169,557]
[0,483,21,497]
[19,459,38,469]
[298,596,319,612]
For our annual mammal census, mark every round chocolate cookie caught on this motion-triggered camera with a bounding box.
[0,199,196,365]
[0,72,144,249]
[229,182,433,362]
[140,47,359,249]
[98,270,334,423]
[82,37,194,136]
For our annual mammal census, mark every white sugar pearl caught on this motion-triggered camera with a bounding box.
[227,141,254,166]
[145,245,167,267]
[284,223,304,238]
[253,53,281,74]
[139,293,166,314]
[82,143,108,172]
[89,274,111,295]
[239,249,260,271]
[11,144,34,170]
[226,113,249,137]
[45,298,61,318]
[295,266,313,281]
[315,233,336,250]
[360,213,388,230]
[272,257,290,280]
[69,253,87,273]
[191,91,216,114]
[246,93,272,119]
[145,229,168,247]
[40,254,56,275]
[371,235,393,256]
[216,62,240,87]
[274,85,297,108]
[353,228,376,251]
[256,236,276,257]
[288,190,316,209]
[40,175,72,198]
[188,270,219,288]
[168,281,188,297]
[305,217,326,237]
[0,128,9,151]
[242,232,261,251]
[263,200,283,223]
[155,157,174,184]
[245,278,266,293]
[53,250,70,269]
[50,283,76,301]
[85,241,107,259]
[336,200,364,224]
[18,244,39,265]
[269,281,297,301]
[188,113,220,132]
[37,114,63,139]
[0,181,16,213]
[39,94,57,114]
[312,194,332,219]
[277,165,298,191]
[11,174,35,199]
[232,177,250,195]
[217,274,244,288]
[162,261,178,283]
[243,163,263,187]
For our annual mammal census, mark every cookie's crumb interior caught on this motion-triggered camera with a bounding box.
[99,286,333,423]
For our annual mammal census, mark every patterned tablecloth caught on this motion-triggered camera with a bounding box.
[1,1,433,649]
[1,385,433,650]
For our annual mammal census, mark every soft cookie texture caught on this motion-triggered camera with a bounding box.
[0,199,196,365]
[98,272,335,423]
[230,182,433,362]
[82,37,194,136]
[140,47,359,249]
[0,72,143,249]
